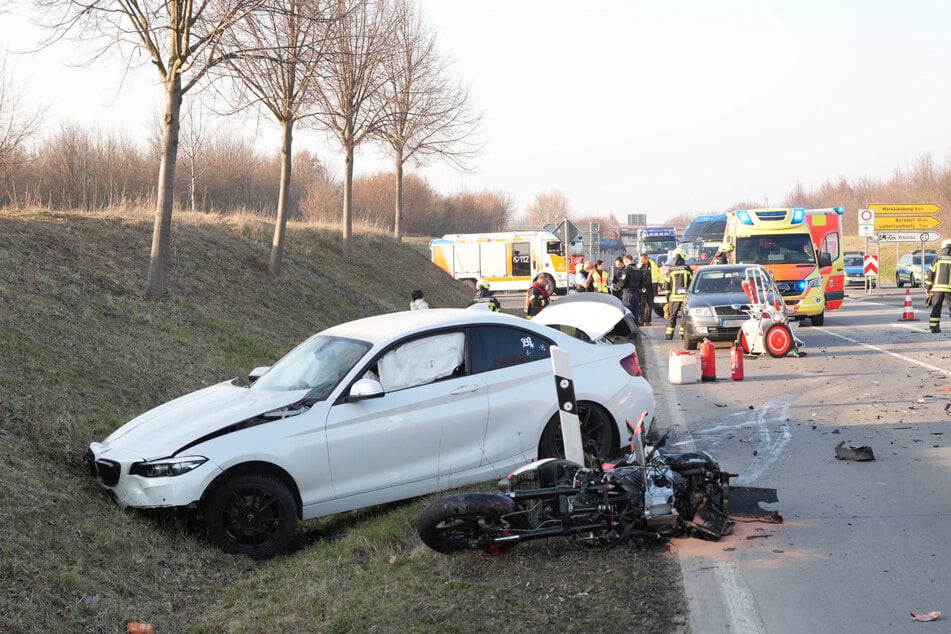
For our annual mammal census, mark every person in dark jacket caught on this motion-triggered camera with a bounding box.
[637,253,657,325]
[613,254,645,326]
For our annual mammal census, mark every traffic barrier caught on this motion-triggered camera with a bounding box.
[898,288,917,321]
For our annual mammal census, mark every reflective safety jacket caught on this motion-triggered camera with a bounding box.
[592,270,610,293]
[665,266,693,302]
[926,251,951,293]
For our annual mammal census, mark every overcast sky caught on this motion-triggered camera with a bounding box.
[7,1,951,224]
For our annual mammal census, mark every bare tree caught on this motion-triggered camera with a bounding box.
[373,0,481,241]
[220,0,333,275]
[36,0,266,297]
[0,56,44,206]
[309,0,392,256]
[524,189,571,228]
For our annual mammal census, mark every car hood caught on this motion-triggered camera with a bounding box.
[102,380,310,458]
[532,294,638,340]
[685,290,751,309]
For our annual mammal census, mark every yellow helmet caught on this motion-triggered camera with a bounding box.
[720,242,733,251]
[942,239,951,249]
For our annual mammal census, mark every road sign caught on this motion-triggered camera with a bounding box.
[552,219,579,245]
[874,216,941,231]
[863,254,879,276]
[868,231,943,243]
[868,203,941,215]
[858,208,874,236]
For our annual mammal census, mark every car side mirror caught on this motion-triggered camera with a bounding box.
[248,366,270,383]
[346,378,384,401]
[818,252,832,268]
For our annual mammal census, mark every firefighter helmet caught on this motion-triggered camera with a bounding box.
[942,239,951,249]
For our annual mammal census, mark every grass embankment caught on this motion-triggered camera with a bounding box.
[0,209,684,633]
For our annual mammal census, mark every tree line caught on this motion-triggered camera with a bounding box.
[12,0,482,297]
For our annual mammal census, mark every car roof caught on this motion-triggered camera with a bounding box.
[321,308,527,345]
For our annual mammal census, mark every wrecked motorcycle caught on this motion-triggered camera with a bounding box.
[417,418,736,554]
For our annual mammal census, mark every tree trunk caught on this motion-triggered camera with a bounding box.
[145,76,183,299]
[342,139,353,257]
[269,117,294,276]
[393,150,404,242]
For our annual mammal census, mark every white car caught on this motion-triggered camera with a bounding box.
[87,296,654,559]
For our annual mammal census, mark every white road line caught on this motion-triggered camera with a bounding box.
[644,335,765,634]
[814,327,951,376]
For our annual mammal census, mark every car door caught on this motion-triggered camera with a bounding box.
[323,330,489,503]
[468,324,557,465]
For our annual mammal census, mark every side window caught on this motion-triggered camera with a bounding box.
[376,331,465,392]
[469,326,552,374]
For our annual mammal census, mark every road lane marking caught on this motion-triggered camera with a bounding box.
[815,327,951,377]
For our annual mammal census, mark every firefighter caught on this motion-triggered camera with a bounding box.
[925,239,951,333]
[712,242,733,264]
[469,279,502,312]
[664,250,693,340]
[524,274,551,318]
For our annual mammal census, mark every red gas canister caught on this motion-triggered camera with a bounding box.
[730,341,744,381]
[699,338,716,382]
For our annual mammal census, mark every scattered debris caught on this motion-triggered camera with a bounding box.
[945,403,951,416]
[835,441,875,461]
[910,611,941,622]
[746,533,772,540]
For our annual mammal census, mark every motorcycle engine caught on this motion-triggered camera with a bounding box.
[644,468,680,532]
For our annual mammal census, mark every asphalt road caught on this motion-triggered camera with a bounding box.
[641,285,951,633]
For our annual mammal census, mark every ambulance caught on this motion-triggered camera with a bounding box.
[723,207,841,325]
[430,231,571,294]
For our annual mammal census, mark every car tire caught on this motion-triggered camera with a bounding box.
[910,273,917,288]
[810,311,824,326]
[539,402,616,461]
[203,473,298,560]
[653,304,666,318]
[896,274,904,288]
[684,337,698,350]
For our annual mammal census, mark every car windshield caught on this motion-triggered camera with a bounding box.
[251,335,371,400]
[679,241,718,265]
[844,255,863,267]
[736,235,815,264]
[690,269,745,294]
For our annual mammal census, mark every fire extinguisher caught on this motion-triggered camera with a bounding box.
[731,340,744,381]
[699,338,716,382]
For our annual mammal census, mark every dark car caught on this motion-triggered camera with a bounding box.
[896,252,937,288]
[844,253,875,288]
[682,264,781,350]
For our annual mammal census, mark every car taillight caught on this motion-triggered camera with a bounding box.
[620,352,642,377]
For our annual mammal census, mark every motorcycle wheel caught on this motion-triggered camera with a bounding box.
[417,493,527,554]
[764,323,792,358]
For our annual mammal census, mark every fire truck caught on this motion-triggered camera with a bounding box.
[430,231,571,294]
[723,207,843,325]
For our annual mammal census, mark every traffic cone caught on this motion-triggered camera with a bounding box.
[899,288,917,321]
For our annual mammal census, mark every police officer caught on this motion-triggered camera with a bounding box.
[925,239,951,333]
[664,250,693,340]
[469,279,502,312]
[637,252,659,325]
[614,254,645,326]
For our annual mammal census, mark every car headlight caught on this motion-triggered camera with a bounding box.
[686,306,714,317]
[130,456,208,478]
[806,277,821,289]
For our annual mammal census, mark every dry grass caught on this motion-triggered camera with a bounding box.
[0,208,686,633]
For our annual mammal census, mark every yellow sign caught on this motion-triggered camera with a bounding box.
[874,216,942,230]
[868,203,941,215]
